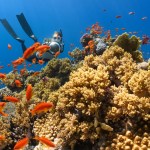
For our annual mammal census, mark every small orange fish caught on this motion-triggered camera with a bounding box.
[34,136,55,148]
[121,28,126,30]
[32,42,41,48]
[106,30,111,41]
[23,42,40,60]
[32,58,37,64]
[26,84,32,101]
[8,43,12,50]
[23,46,36,60]
[54,51,60,58]
[0,102,8,117]
[0,135,5,141]
[36,45,50,56]
[13,137,29,150]
[30,102,53,116]
[12,57,25,67]
[3,96,19,103]
[20,68,27,76]
[116,15,122,18]
[0,66,4,69]
[0,73,6,80]
[15,79,22,87]
[32,72,40,76]
[38,59,45,65]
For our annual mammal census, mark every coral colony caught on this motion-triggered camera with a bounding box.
[0,23,150,150]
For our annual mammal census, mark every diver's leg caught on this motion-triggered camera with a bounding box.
[0,18,27,53]
[0,19,24,43]
[16,13,38,42]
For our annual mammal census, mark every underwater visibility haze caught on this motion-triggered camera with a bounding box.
[0,0,150,150]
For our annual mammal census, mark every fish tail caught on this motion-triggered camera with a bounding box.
[0,111,8,117]
[30,110,34,116]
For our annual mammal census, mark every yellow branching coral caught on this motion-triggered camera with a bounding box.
[128,70,150,97]
[106,86,150,121]
[110,130,150,150]
[101,46,137,87]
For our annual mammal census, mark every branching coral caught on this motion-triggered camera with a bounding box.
[106,85,150,121]
[33,54,112,148]
[128,70,150,97]
[101,45,138,87]
[110,130,150,150]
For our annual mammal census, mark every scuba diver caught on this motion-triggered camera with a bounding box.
[0,13,64,63]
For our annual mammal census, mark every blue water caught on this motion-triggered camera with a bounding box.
[0,0,149,74]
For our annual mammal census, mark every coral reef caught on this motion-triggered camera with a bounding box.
[33,46,150,149]
[0,42,150,150]
[128,70,150,97]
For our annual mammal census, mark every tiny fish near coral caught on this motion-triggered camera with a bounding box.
[13,137,29,150]
[15,79,22,88]
[34,136,55,148]
[0,135,5,141]
[26,84,33,101]
[0,102,8,117]
[30,102,53,116]
[3,96,20,103]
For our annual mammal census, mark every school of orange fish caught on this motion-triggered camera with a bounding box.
[0,42,58,149]
[0,81,55,149]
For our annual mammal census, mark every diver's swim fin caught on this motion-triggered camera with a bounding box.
[16,13,37,42]
[0,19,24,43]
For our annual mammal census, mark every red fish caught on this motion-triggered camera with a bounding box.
[0,102,8,117]
[26,84,32,101]
[30,102,53,116]
[8,44,12,50]
[0,73,6,80]
[0,135,5,141]
[12,57,25,67]
[38,59,45,65]
[142,35,150,44]
[23,42,40,60]
[3,96,19,103]
[116,15,122,18]
[15,79,22,87]
[32,58,36,64]
[0,66,4,69]
[54,51,60,58]
[13,137,29,150]
[106,30,111,41]
[34,136,55,148]
[121,28,126,30]
[36,45,50,56]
